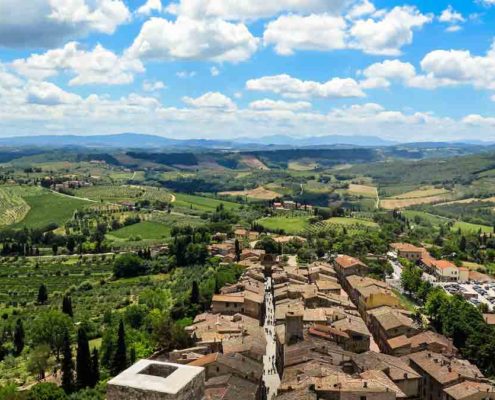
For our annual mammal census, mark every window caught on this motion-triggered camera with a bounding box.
[360,396,366,400]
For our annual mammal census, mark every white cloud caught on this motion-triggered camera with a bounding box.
[48,0,130,33]
[350,6,432,55]
[439,6,465,23]
[420,43,495,90]
[462,114,495,126]
[263,14,347,55]
[176,71,196,79]
[347,0,375,19]
[126,16,259,63]
[210,66,220,76]
[142,80,166,92]
[13,42,144,86]
[249,99,312,111]
[0,72,488,142]
[182,92,237,110]
[136,0,162,15]
[26,81,81,105]
[246,74,365,99]
[166,0,350,20]
[0,0,130,47]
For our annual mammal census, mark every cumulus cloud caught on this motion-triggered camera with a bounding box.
[0,70,487,142]
[126,16,259,63]
[246,74,365,99]
[439,6,465,23]
[262,5,430,56]
[166,0,350,20]
[142,80,166,92]
[182,92,237,110]
[263,14,347,55]
[0,0,130,47]
[26,81,82,105]
[13,42,144,86]
[136,0,162,15]
[349,6,432,55]
[249,99,312,111]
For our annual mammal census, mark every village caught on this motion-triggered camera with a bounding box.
[106,232,495,400]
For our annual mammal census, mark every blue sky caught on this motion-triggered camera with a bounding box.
[1,0,495,142]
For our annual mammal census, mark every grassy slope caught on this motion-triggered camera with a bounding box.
[325,217,379,228]
[173,193,241,212]
[257,216,310,234]
[13,191,90,229]
[108,221,172,240]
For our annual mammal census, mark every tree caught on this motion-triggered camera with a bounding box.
[113,254,147,278]
[13,319,24,356]
[62,295,73,318]
[90,348,100,388]
[254,236,280,254]
[26,383,67,400]
[76,328,92,389]
[111,320,127,376]
[190,281,200,305]
[234,239,241,262]
[61,330,74,393]
[37,284,48,305]
[31,310,73,360]
[27,344,51,381]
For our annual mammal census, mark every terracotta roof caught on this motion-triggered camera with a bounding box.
[483,313,495,325]
[390,243,426,253]
[408,351,483,385]
[212,295,245,303]
[443,381,495,400]
[335,255,367,269]
[189,352,219,366]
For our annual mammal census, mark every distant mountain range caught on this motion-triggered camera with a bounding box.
[0,133,398,149]
[0,133,493,150]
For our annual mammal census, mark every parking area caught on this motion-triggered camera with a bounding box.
[439,281,495,311]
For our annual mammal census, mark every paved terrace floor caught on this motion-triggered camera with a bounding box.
[263,277,280,399]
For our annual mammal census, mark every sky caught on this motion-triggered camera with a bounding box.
[1,0,495,142]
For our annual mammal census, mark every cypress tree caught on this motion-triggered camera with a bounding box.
[111,320,127,375]
[61,330,74,393]
[62,295,73,318]
[190,281,200,305]
[234,239,241,262]
[90,348,100,387]
[13,319,24,356]
[37,284,48,305]
[76,328,92,389]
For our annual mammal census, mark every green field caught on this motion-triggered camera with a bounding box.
[325,217,379,228]
[451,221,493,234]
[402,210,450,226]
[0,186,31,226]
[173,193,241,212]
[107,221,172,240]
[12,190,90,229]
[257,216,310,234]
[75,185,173,203]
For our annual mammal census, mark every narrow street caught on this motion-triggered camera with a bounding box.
[262,277,280,399]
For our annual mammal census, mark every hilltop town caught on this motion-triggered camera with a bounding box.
[107,234,495,399]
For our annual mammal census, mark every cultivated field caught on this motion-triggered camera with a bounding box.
[256,216,310,234]
[0,186,31,226]
[75,185,173,203]
[347,184,378,198]
[325,217,379,228]
[241,155,269,170]
[107,221,172,240]
[173,193,241,212]
[219,186,281,200]
[380,186,452,209]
